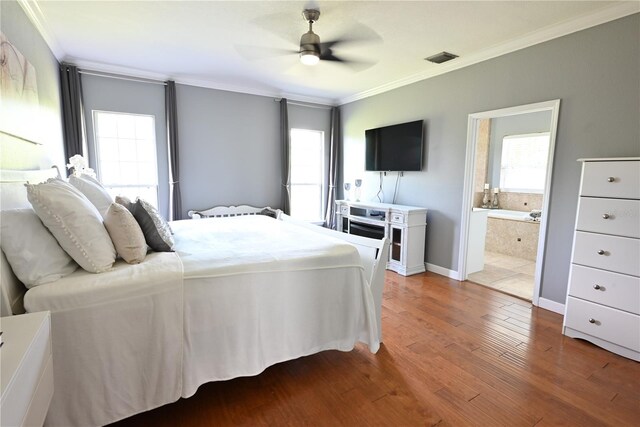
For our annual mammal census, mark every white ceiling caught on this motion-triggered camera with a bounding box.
[23,0,639,105]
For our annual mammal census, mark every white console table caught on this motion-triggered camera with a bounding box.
[336,200,427,276]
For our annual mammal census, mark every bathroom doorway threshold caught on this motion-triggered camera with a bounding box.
[466,251,535,301]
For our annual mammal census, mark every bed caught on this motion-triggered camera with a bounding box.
[0,168,389,426]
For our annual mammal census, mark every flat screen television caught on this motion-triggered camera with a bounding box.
[365,120,424,171]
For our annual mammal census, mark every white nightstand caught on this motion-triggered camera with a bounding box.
[1,311,53,427]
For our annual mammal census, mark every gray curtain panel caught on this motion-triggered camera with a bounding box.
[280,99,291,215]
[165,80,182,221]
[324,106,341,229]
[59,63,86,168]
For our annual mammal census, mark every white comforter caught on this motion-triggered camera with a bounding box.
[24,216,379,426]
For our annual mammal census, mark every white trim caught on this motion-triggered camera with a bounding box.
[67,59,337,107]
[17,0,65,59]
[20,1,638,107]
[425,263,460,280]
[339,2,639,105]
[537,297,565,315]
[458,99,561,307]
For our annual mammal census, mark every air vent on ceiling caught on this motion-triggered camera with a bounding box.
[425,51,458,64]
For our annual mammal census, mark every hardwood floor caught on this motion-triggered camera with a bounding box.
[111,271,640,426]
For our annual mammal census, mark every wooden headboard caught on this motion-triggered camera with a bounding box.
[0,167,60,315]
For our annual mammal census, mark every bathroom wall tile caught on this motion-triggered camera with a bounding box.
[485,218,540,261]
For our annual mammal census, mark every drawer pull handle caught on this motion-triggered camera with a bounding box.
[602,213,610,219]
[597,249,605,255]
[588,318,596,324]
[607,177,615,183]
[593,284,602,290]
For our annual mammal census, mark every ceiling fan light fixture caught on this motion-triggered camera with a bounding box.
[300,51,320,65]
[299,28,321,66]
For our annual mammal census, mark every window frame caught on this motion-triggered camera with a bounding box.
[92,110,160,206]
[289,128,325,223]
[499,131,551,194]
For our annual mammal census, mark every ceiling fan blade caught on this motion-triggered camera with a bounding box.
[320,54,376,72]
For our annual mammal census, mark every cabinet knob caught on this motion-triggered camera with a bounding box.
[597,249,605,255]
[607,177,615,182]
[588,318,596,324]
[593,284,601,290]
[602,213,610,219]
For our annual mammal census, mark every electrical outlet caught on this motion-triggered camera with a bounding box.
[517,238,522,242]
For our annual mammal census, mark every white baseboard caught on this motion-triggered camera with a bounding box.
[425,263,461,280]
[536,297,565,315]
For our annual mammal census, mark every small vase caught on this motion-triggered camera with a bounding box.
[344,183,351,201]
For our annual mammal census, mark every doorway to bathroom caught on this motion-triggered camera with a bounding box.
[459,100,560,304]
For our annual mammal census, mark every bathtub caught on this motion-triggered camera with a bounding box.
[487,209,538,222]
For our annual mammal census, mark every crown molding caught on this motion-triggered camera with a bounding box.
[17,0,65,59]
[68,58,336,106]
[339,2,640,105]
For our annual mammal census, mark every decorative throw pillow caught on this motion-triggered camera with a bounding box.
[69,174,113,219]
[259,207,278,219]
[133,198,174,252]
[0,209,78,287]
[26,178,116,273]
[115,195,135,213]
[103,203,147,264]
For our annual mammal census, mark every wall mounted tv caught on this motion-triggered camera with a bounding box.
[365,120,424,171]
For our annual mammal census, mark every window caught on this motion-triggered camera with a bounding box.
[499,133,550,193]
[290,128,324,222]
[93,111,159,207]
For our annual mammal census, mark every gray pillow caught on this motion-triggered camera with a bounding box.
[133,198,174,252]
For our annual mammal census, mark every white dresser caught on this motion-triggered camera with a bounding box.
[0,311,54,427]
[563,158,640,361]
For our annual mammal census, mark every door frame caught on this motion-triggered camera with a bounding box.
[458,99,561,306]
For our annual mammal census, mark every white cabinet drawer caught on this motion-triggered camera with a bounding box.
[390,212,405,224]
[576,197,640,238]
[339,205,349,215]
[573,231,640,276]
[564,297,640,352]
[568,264,640,314]
[580,160,640,199]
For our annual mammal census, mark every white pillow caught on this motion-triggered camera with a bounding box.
[0,209,78,288]
[103,203,147,264]
[26,178,116,273]
[69,174,112,219]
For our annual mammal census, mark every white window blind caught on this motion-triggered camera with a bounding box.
[93,111,159,207]
[500,133,550,193]
[290,128,324,222]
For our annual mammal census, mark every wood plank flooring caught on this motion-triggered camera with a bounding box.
[111,271,640,426]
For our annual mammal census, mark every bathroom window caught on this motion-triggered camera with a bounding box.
[500,133,550,193]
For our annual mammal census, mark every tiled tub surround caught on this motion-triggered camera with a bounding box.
[473,191,543,211]
[485,212,540,261]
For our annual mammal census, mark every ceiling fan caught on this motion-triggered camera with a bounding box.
[298,9,368,67]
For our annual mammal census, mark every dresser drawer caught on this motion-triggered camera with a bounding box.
[573,231,640,276]
[576,197,640,238]
[564,297,640,352]
[568,264,640,314]
[580,160,640,199]
[390,212,405,224]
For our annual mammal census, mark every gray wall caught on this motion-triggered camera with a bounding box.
[487,111,552,187]
[341,14,640,304]
[175,89,331,220]
[0,0,64,170]
[176,85,281,218]
[82,75,169,218]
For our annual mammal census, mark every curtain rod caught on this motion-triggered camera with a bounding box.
[274,98,333,109]
[78,69,167,86]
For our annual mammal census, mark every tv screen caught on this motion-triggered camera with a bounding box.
[365,120,424,171]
